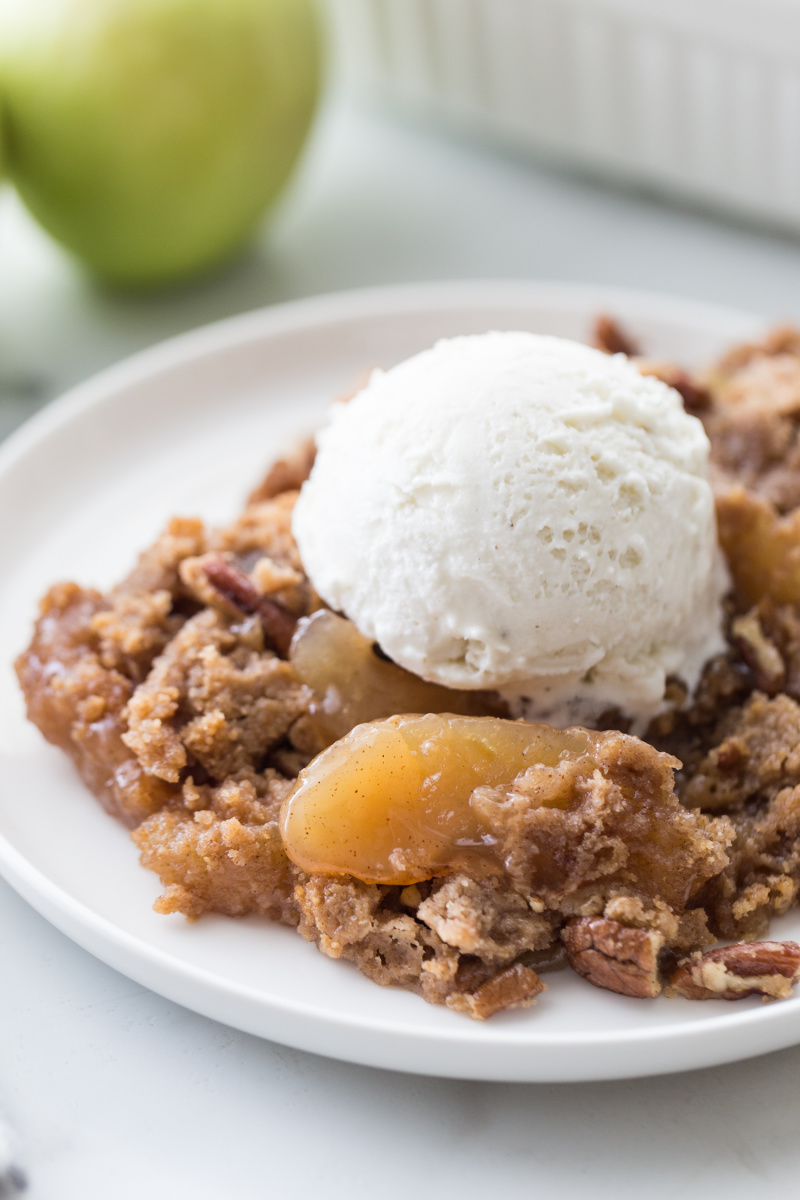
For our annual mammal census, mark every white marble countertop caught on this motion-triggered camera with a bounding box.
[5,92,800,1199]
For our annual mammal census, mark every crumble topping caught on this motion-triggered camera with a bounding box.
[17,320,800,1016]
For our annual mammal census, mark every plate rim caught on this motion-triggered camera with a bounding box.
[0,277,764,480]
[3,277,790,1083]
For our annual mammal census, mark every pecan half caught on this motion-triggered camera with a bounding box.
[667,940,800,1001]
[731,610,786,694]
[562,917,664,998]
[448,962,545,1020]
[202,556,296,657]
[593,315,638,357]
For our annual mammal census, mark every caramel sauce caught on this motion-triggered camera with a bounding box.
[280,713,597,884]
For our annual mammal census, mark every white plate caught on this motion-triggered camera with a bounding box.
[1,279,793,1083]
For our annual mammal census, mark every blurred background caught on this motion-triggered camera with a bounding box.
[3,0,800,442]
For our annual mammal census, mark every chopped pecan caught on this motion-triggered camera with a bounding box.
[636,360,712,415]
[731,609,786,694]
[562,917,664,998]
[715,737,745,770]
[592,317,710,411]
[448,962,545,1019]
[593,315,638,357]
[714,324,800,376]
[202,556,296,657]
[667,940,800,1001]
[246,376,372,505]
[247,436,316,504]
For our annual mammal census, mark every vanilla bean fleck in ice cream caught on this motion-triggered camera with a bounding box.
[292,331,727,727]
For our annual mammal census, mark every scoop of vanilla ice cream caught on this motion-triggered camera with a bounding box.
[292,332,727,727]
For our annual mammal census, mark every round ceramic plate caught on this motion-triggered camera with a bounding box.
[0,280,791,1083]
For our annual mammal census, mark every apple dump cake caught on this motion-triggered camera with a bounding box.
[16,320,800,1018]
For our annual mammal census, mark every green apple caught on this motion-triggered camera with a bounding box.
[0,0,321,286]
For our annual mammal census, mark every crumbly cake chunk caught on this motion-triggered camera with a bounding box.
[294,872,549,1016]
[133,773,299,924]
[122,609,310,783]
[640,327,800,943]
[246,437,316,506]
[653,688,800,940]
[704,325,800,510]
[470,731,731,916]
[698,328,800,604]
[16,501,316,828]
[17,579,179,826]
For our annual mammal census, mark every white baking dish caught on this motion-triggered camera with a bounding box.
[326,0,800,233]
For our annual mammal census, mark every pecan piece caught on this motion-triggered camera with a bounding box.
[667,940,800,1001]
[247,436,316,504]
[448,962,545,1020]
[592,318,711,411]
[731,610,786,694]
[562,917,664,998]
[593,314,638,357]
[202,556,296,657]
[636,360,712,415]
[715,737,745,770]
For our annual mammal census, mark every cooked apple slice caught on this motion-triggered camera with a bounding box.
[280,713,593,884]
[289,609,503,745]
